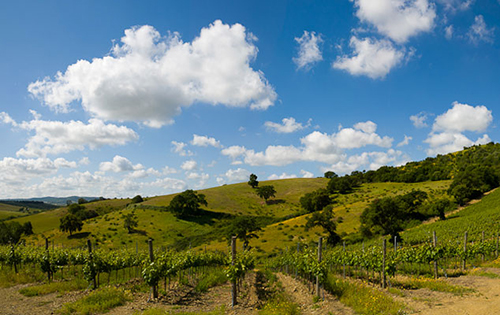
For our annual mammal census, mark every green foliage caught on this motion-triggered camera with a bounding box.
[256,185,276,203]
[448,165,499,205]
[59,214,83,235]
[300,188,333,213]
[168,190,208,218]
[226,216,262,248]
[248,173,259,188]
[305,206,341,245]
[324,171,337,179]
[122,212,138,233]
[19,278,87,296]
[194,268,227,293]
[131,195,144,204]
[0,221,33,244]
[78,198,88,205]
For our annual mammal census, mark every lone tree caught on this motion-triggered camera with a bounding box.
[324,171,338,179]
[131,195,144,204]
[168,189,208,218]
[59,214,83,236]
[123,212,139,233]
[305,206,341,245]
[248,173,259,188]
[226,216,262,249]
[256,185,276,204]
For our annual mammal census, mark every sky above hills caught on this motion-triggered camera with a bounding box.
[1,0,499,198]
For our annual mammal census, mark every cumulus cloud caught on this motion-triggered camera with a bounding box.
[467,15,495,44]
[28,21,277,127]
[324,149,409,175]
[171,141,193,156]
[225,168,250,182]
[432,102,492,133]
[397,135,412,147]
[8,117,138,157]
[333,37,405,79]
[300,170,315,178]
[268,173,297,180]
[191,134,221,148]
[223,121,393,166]
[410,112,429,128]
[293,31,323,70]
[425,102,493,155]
[181,160,198,171]
[264,117,310,133]
[0,157,77,185]
[186,172,210,187]
[99,155,143,173]
[353,0,436,43]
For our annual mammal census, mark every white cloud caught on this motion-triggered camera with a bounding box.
[397,135,412,147]
[127,168,162,179]
[225,121,393,166]
[0,115,138,158]
[0,157,77,185]
[353,0,436,43]
[186,172,210,187]
[180,160,197,171]
[324,149,409,175]
[99,155,143,173]
[433,102,492,133]
[268,173,297,180]
[467,15,495,44]
[437,0,474,13]
[28,21,277,127]
[445,25,454,40]
[225,168,250,183]
[191,134,221,148]
[171,141,193,157]
[425,132,491,155]
[162,166,178,174]
[79,157,90,166]
[410,112,428,128]
[300,170,315,178]
[216,177,226,185]
[333,37,405,79]
[293,31,323,70]
[264,117,310,133]
[425,102,493,155]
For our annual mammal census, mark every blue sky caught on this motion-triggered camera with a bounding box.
[1,0,499,198]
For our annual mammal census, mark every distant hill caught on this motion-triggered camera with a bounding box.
[1,196,100,206]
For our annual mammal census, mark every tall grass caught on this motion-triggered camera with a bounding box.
[58,286,130,315]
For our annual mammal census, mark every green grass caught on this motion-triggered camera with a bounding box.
[391,276,474,295]
[194,268,227,293]
[403,187,500,244]
[19,278,88,296]
[58,286,130,315]
[324,274,407,315]
[0,266,46,288]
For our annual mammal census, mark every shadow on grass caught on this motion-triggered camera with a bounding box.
[177,209,233,226]
[266,199,286,205]
[68,232,91,239]
[129,229,148,236]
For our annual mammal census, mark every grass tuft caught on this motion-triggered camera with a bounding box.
[58,286,130,315]
[19,278,88,297]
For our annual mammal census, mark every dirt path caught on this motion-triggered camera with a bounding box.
[391,268,500,314]
[276,273,354,315]
[0,283,85,315]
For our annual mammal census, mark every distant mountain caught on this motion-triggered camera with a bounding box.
[0,196,100,206]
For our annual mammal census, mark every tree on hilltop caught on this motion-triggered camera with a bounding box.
[248,174,259,188]
[123,212,139,233]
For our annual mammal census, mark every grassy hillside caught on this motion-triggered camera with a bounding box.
[196,180,451,253]
[144,178,329,217]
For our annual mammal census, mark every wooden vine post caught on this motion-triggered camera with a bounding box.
[231,236,237,307]
[45,238,51,281]
[148,239,158,299]
[87,239,97,289]
[342,241,346,279]
[433,231,438,279]
[382,239,386,289]
[316,237,322,298]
